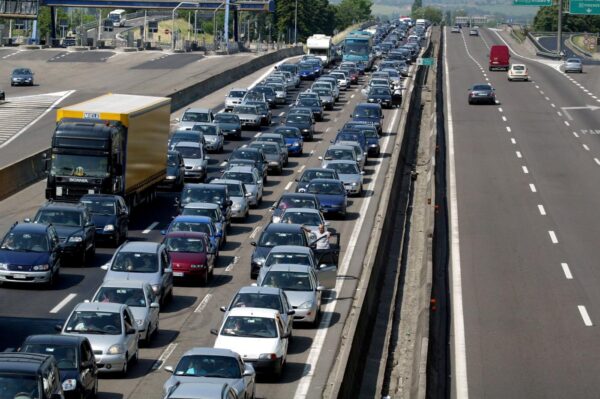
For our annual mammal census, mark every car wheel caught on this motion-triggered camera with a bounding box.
[91,379,98,398]
[45,270,56,289]
[120,355,128,377]
[201,271,209,286]
[80,249,87,267]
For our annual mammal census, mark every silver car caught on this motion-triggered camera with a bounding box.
[176,108,214,130]
[325,159,364,195]
[90,280,160,344]
[194,123,224,153]
[319,144,358,170]
[211,178,250,220]
[174,141,209,182]
[337,141,366,171]
[266,82,287,105]
[564,57,583,73]
[222,166,263,207]
[249,141,285,175]
[258,263,336,325]
[255,133,289,166]
[329,71,349,90]
[225,88,247,111]
[231,105,262,129]
[271,71,296,90]
[278,208,328,232]
[101,241,174,306]
[61,302,139,375]
[163,347,255,399]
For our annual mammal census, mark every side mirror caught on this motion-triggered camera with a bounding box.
[250,241,256,246]
[126,327,136,335]
[210,328,218,335]
[150,302,160,309]
[55,324,63,332]
[24,218,31,223]
[317,285,326,291]
[287,309,296,315]
[100,264,109,271]
[220,306,227,312]
[243,368,255,377]
[164,366,174,373]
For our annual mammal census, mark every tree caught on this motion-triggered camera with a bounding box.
[412,6,443,24]
[533,5,600,32]
[412,0,423,15]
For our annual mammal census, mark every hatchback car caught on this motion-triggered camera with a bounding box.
[270,193,322,223]
[367,86,393,108]
[273,126,304,155]
[221,166,263,207]
[215,113,242,140]
[101,241,174,306]
[0,222,62,287]
[211,308,290,378]
[295,168,339,193]
[164,231,215,286]
[181,202,228,239]
[80,194,128,247]
[284,114,314,141]
[60,302,139,376]
[305,179,348,218]
[174,141,209,182]
[11,67,34,86]
[91,280,160,344]
[210,179,250,220]
[564,57,583,73]
[163,348,255,399]
[468,83,496,105]
[179,183,232,224]
[194,123,224,153]
[326,160,364,195]
[508,64,529,81]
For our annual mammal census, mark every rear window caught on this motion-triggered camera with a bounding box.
[513,65,525,71]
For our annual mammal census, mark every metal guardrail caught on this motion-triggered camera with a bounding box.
[526,30,562,59]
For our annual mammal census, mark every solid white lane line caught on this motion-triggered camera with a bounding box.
[561,263,573,279]
[50,293,77,314]
[529,183,537,192]
[522,166,529,174]
[152,343,178,370]
[502,116,507,122]
[595,158,600,166]
[578,306,593,326]
[142,222,159,234]
[538,205,546,215]
[249,226,260,239]
[564,121,570,126]
[516,151,522,158]
[573,132,580,138]
[284,181,292,190]
[506,126,511,133]
[443,31,470,399]
[194,293,212,313]
[583,144,590,151]
[549,230,558,244]
[511,138,516,144]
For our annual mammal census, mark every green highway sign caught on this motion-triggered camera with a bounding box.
[512,0,552,6]
[569,0,600,15]
[418,58,435,66]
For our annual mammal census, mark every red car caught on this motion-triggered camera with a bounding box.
[163,231,215,285]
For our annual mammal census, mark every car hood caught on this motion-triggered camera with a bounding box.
[170,251,207,266]
[184,158,207,167]
[204,135,219,143]
[337,173,361,184]
[62,332,123,353]
[104,270,161,286]
[284,290,316,307]
[58,368,80,383]
[54,225,85,240]
[315,193,345,206]
[284,137,302,145]
[91,214,116,229]
[217,122,240,131]
[214,336,279,359]
[0,250,50,267]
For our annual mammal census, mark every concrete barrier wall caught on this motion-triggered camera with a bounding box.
[0,46,304,202]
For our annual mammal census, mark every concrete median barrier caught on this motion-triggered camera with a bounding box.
[0,149,48,201]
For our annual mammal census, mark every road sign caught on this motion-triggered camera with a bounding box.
[569,0,600,14]
[418,58,435,66]
[512,0,552,6]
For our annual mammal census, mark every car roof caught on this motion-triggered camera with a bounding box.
[185,107,211,113]
[175,141,201,148]
[80,194,121,201]
[184,183,227,190]
[224,166,255,174]
[9,222,49,233]
[226,307,280,318]
[99,279,149,289]
[282,207,320,214]
[164,231,210,240]
[119,241,161,253]
[327,159,360,166]
[308,178,343,184]
[73,301,125,313]
[211,179,242,186]
[181,347,240,358]
[237,285,282,295]
[264,222,304,232]
[279,192,318,200]
[233,147,260,153]
[264,263,312,273]
[0,353,53,373]
[23,334,88,346]
[39,201,86,211]
[355,103,381,109]
[268,245,312,254]
[185,202,219,209]
[327,144,355,151]
[174,215,213,223]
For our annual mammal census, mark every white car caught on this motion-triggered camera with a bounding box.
[211,307,290,378]
[225,88,247,111]
[508,64,529,81]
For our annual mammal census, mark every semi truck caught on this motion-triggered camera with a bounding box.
[45,94,171,208]
[306,34,333,66]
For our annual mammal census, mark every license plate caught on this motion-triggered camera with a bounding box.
[13,274,27,279]
[173,272,184,277]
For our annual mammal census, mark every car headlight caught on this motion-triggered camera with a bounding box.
[0,263,8,270]
[165,175,176,180]
[272,216,281,223]
[62,378,77,391]
[232,202,241,210]
[33,264,50,271]
[136,319,144,326]
[191,264,207,269]
[107,344,125,355]
[194,165,204,170]
[151,284,161,294]
[103,224,115,232]
[253,257,265,266]
[68,236,83,243]
[298,300,314,309]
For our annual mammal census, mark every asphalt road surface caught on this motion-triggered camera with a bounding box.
[0,52,415,398]
[447,27,600,398]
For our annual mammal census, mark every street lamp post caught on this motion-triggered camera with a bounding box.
[172,1,199,51]
[294,0,298,45]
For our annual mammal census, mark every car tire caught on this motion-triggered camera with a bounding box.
[120,356,128,377]
[45,269,56,289]
[201,271,209,286]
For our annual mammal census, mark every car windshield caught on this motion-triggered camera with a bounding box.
[182,207,218,220]
[222,183,243,196]
[251,144,277,155]
[473,85,492,91]
[22,344,78,369]
[308,182,344,195]
[215,113,239,123]
[337,132,362,142]
[34,209,82,227]
[265,253,312,266]
[281,211,321,226]
[228,90,246,98]
[221,316,278,338]
[314,89,330,96]
[231,293,283,312]
[231,150,259,161]
[177,146,203,158]
[165,236,205,253]
[287,114,309,123]
[111,252,158,273]
[299,64,313,72]
[567,58,580,63]
[234,106,257,114]
[277,197,317,210]
[80,199,116,215]
[371,87,391,95]
[174,355,241,378]
[182,112,210,122]
[0,374,39,398]
[94,287,147,307]
[361,128,378,138]
[182,188,224,204]
[513,65,526,71]
[277,129,300,138]
[300,170,335,182]
[324,149,354,160]
[354,107,380,118]
[262,271,314,291]
[193,125,217,136]
[223,172,255,184]
[169,221,211,235]
[65,310,122,335]
[0,231,49,252]
[50,153,109,178]
[299,99,319,107]
[329,163,360,174]
[258,231,305,247]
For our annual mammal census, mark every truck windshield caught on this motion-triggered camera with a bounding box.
[50,154,109,178]
[344,40,369,56]
[0,374,40,398]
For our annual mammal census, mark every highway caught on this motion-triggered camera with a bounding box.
[446,27,600,398]
[0,49,415,398]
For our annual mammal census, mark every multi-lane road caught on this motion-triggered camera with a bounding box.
[447,27,600,398]
[0,45,415,398]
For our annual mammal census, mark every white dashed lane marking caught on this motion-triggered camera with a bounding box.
[538,205,546,215]
[561,263,573,279]
[522,166,529,174]
[529,183,537,193]
[578,306,593,326]
[549,230,558,244]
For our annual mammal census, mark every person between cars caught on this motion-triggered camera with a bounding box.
[302,223,331,250]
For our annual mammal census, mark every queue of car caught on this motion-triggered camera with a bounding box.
[0,19,422,398]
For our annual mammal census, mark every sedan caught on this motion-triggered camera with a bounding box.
[285,114,314,141]
[325,160,364,196]
[181,202,228,240]
[305,178,348,218]
[451,25,461,33]
[468,84,496,105]
[163,232,215,286]
[231,105,262,129]
[295,168,339,193]
[163,348,255,399]
[278,208,328,232]
[563,57,583,73]
[222,166,264,207]
[80,194,129,247]
[11,67,34,86]
[211,178,251,220]
[274,126,304,156]
[508,64,529,81]
[91,280,160,344]
[469,28,479,36]
[163,215,223,253]
[215,112,242,140]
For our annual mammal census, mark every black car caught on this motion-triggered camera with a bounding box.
[21,335,98,399]
[0,222,63,287]
[295,168,339,193]
[250,223,311,279]
[159,150,185,191]
[249,85,277,108]
[228,147,268,182]
[468,84,496,105]
[367,86,393,108]
[0,353,62,399]
[178,183,233,227]
[30,201,95,266]
[295,97,324,121]
[11,67,34,86]
[80,194,129,247]
[285,113,315,141]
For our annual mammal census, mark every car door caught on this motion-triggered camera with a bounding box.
[145,283,159,327]
[276,316,288,358]
[160,249,173,297]
[122,308,138,356]
[116,197,129,237]
[83,210,95,250]
[253,169,263,198]
[80,340,97,394]
[47,228,61,272]
[315,261,337,289]
[280,292,294,334]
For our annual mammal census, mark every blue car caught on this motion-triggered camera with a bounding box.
[274,126,304,155]
[305,178,348,218]
[298,63,316,80]
[161,215,223,255]
[352,103,384,134]
[344,122,380,155]
[0,222,63,287]
[334,129,368,155]
[80,194,129,247]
